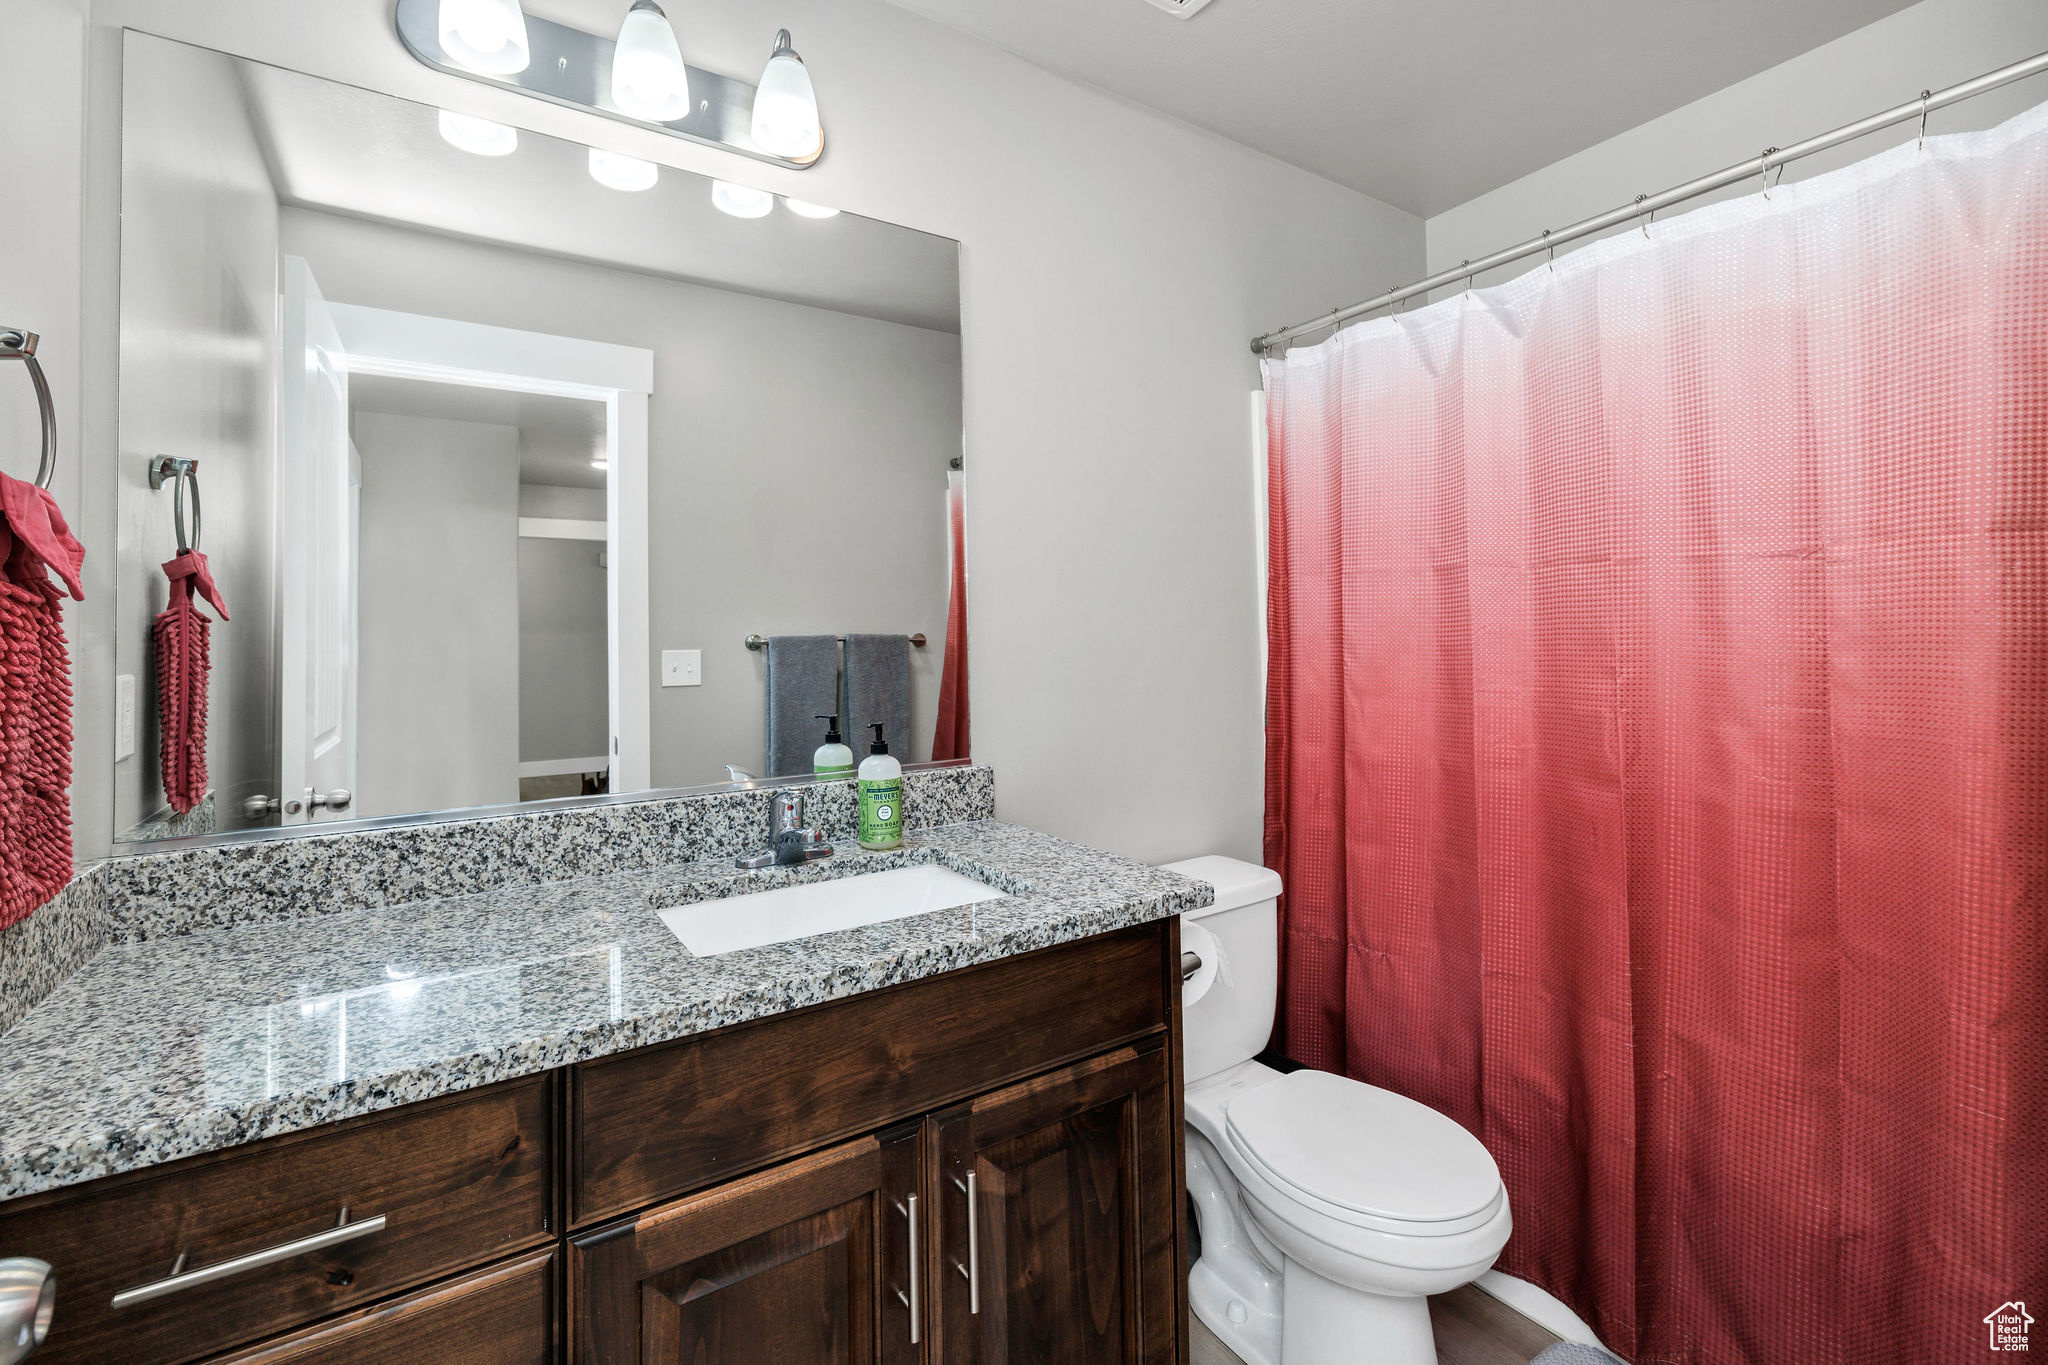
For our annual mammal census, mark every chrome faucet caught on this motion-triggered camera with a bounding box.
[735,788,833,870]
[0,1258,54,1365]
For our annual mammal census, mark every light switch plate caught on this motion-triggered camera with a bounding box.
[115,674,136,760]
[662,649,702,687]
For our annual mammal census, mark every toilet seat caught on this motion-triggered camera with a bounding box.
[1223,1070,1505,1238]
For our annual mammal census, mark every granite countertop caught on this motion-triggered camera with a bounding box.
[0,821,1211,1203]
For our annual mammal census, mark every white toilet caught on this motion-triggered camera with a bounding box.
[1165,856,1512,1365]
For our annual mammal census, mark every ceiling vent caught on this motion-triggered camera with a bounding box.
[1139,0,1218,18]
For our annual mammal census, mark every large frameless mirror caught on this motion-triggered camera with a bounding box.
[112,31,965,846]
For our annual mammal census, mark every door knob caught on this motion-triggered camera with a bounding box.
[307,789,352,812]
[0,1257,55,1365]
[241,794,280,820]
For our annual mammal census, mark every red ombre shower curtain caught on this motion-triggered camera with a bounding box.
[1262,103,2048,1365]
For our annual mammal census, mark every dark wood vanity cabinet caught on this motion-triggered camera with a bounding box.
[0,921,1185,1365]
[568,1042,1178,1365]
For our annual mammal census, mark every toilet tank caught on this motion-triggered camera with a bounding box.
[1161,856,1283,1085]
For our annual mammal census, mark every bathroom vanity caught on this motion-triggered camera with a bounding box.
[0,772,1209,1365]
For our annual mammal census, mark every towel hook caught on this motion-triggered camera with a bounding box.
[149,455,203,554]
[0,328,56,489]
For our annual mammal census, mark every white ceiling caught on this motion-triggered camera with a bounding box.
[875,0,1917,215]
[349,374,610,489]
[236,59,961,332]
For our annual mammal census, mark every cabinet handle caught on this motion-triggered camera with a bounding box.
[893,1194,920,1345]
[111,1210,386,1309]
[952,1171,979,1314]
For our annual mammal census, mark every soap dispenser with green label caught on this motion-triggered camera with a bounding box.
[857,722,904,850]
[813,714,854,779]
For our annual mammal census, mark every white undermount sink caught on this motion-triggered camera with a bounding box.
[656,863,1009,956]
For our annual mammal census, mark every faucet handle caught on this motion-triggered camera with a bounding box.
[771,789,805,837]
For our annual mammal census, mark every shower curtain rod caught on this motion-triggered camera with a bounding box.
[1251,49,2048,355]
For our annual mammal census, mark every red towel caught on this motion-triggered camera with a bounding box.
[0,471,83,932]
[154,550,227,816]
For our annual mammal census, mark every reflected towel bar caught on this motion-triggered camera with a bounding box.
[746,633,926,650]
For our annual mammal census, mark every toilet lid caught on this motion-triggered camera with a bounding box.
[1223,1070,1502,1226]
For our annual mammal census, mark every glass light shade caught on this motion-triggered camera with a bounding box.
[782,198,840,219]
[611,0,689,122]
[437,110,519,156]
[437,0,531,75]
[712,180,774,219]
[750,32,822,160]
[589,148,659,192]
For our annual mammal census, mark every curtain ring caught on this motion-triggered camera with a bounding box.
[1919,89,1932,148]
[0,328,56,490]
[1542,228,1556,272]
[1636,194,1653,238]
[1462,259,1474,293]
[149,455,202,554]
[1759,147,1780,198]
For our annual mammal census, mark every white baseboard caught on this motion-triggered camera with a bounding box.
[1474,1271,1624,1360]
[518,756,610,779]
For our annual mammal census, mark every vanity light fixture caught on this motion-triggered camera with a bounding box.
[610,0,688,122]
[437,109,519,156]
[396,0,824,170]
[436,0,531,74]
[712,180,774,218]
[589,147,659,192]
[750,30,822,161]
[782,198,840,219]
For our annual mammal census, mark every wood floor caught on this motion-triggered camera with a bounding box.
[1190,1283,1561,1365]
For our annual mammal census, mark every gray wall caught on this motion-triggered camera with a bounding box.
[519,485,605,521]
[282,208,961,788]
[1427,0,2048,286]
[23,0,1420,867]
[351,412,521,818]
[517,535,608,766]
[111,36,279,835]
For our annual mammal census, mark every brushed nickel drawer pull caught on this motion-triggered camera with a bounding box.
[111,1210,387,1310]
[898,1194,920,1344]
[952,1170,979,1314]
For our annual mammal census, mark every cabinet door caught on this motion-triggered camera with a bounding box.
[929,1043,1178,1365]
[570,1129,921,1365]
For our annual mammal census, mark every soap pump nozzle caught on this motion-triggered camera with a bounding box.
[868,722,889,755]
[816,713,842,744]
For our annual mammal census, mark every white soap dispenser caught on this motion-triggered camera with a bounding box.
[857,722,904,851]
[813,714,854,779]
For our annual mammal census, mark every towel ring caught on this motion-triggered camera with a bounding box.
[149,455,203,554]
[0,328,56,490]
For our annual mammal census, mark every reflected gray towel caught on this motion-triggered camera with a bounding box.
[842,634,911,761]
[1531,1344,1621,1364]
[764,635,840,778]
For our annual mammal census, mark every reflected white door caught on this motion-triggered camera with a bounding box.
[279,256,358,825]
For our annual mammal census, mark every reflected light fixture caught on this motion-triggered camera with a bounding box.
[750,29,822,160]
[590,456,610,471]
[437,109,519,156]
[712,180,774,218]
[589,147,659,191]
[782,198,840,219]
[611,0,689,122]
[437,0,531,74]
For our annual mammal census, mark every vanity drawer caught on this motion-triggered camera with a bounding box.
[0,1076,553,1365]
[206,1248,554,1364]
[569,921,1171,1224]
